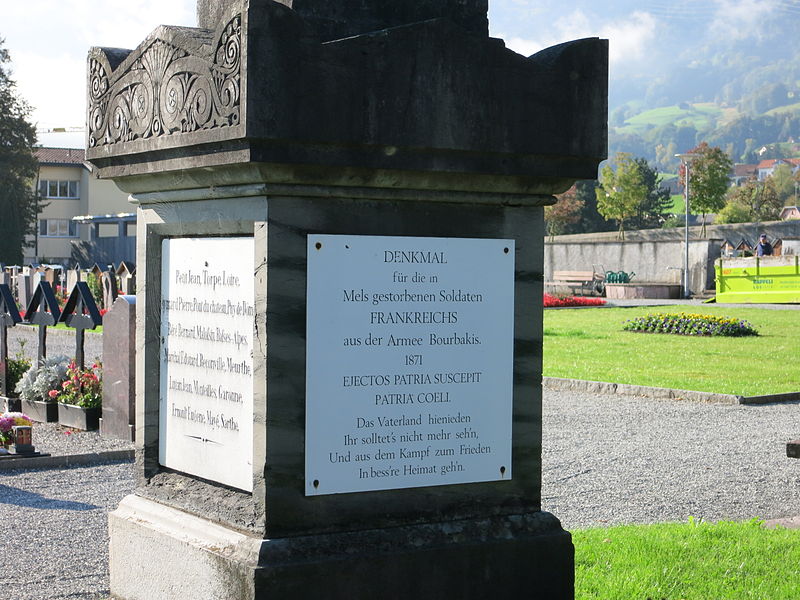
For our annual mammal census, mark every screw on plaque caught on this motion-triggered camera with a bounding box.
[315,242,322,250]
[500,466,506,476]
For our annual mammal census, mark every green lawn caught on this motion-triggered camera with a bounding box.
[543,305,800,396]
[617,103,723,135]
[575,519,800,599]
[19,322,103,334]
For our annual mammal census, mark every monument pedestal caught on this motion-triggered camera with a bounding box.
[87,1,607,598]
[111,495,573,600]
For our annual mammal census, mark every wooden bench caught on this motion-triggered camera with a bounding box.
[551,270,604,296]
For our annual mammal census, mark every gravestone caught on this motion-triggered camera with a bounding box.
[101,270,119,310]
[86,1,607,598]
[16,274,31,312]
[66,267,81,295]
[0,284,23,397]
[31,269,42,291]
[100,295,136,442]
[59,281,102,369]
[116,262,136,295]
[25,281,62,364]
[42,267,56,286]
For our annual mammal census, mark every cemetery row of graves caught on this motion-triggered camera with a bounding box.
[0,263,136,455]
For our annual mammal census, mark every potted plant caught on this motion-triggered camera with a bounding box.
[54,361,102,431]
[15,355,70,423]
[0,411,33,452]
[1,353,31,413]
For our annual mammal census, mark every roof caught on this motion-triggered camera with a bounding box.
[71,213,136,224]
[757,158,800,169]
[732,164,757,177]
[34,147,86,167]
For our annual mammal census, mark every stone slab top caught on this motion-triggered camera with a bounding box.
[198,0,490,39]
[85,0,607,196]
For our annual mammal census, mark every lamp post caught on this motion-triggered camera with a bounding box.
[675,153,696,298]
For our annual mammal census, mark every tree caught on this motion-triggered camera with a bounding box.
[717,179,782,224]
[574,179,614,234]
[544,185,584,240]
[679,142,733,237]
[596,153,646,239]
[771,163,796,204]
[627,158,673,230]
[0,37,39,265]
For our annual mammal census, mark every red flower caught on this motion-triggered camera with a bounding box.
[543,293,606,308]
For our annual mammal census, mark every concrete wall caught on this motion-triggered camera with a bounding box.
[544,220,800,295]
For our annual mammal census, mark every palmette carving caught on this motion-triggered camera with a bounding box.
[88,15,241,148]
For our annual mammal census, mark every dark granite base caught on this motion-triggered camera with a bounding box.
[58,404,101,430]
[1,396,22,413]
[0,451,49,460]
[21,399,58,423]
[255,514,575,600]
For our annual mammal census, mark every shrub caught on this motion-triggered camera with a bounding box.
[4,355,31,397]
[544,294,607,308]
[15,355,71,402]
[623,312,758,337]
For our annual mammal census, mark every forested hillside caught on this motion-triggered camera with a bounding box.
[606,4,800,171]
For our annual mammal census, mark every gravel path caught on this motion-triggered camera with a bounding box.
[542,391,800,529]
[2,389,799,599]
[0,462,134,600]
[17,421,134,456]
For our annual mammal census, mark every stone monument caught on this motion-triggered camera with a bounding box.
[86,1,607,598]
[100,295,137,442]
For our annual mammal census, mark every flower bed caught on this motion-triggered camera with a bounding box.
[623,312,758,337]
[53,361,102,409]
[544,294,607,308]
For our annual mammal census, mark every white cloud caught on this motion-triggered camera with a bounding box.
[709,0,780,40]
[503,9,658,70]
[2,0,196,128]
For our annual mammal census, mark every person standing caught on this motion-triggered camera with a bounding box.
[755,234,773,256]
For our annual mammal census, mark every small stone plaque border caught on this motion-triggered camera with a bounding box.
[57,403,101,431]
[787,440,800,459]
[20,399,59,422]
[1,395,21,413]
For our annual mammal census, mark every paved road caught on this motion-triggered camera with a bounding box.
[2,388,798,599]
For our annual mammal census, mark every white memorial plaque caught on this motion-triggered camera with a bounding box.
[159,237,254,492]
[305,234,514,495]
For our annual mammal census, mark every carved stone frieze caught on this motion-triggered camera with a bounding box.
[88,15,241,149]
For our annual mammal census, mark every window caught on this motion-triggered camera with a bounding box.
[38,179,79,199]
[39,219,78,237]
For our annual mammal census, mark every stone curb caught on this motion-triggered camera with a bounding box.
[542,377,800,405]
[0,449,134,472]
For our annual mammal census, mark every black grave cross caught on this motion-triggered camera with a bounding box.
[25,281,62,365]
[0,283,23,396]
[60,281,102,369]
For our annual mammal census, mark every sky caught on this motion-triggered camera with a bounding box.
[1,0,795,138]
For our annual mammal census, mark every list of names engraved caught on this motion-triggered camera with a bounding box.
[305,234,514,495]
[159,237,254,492]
